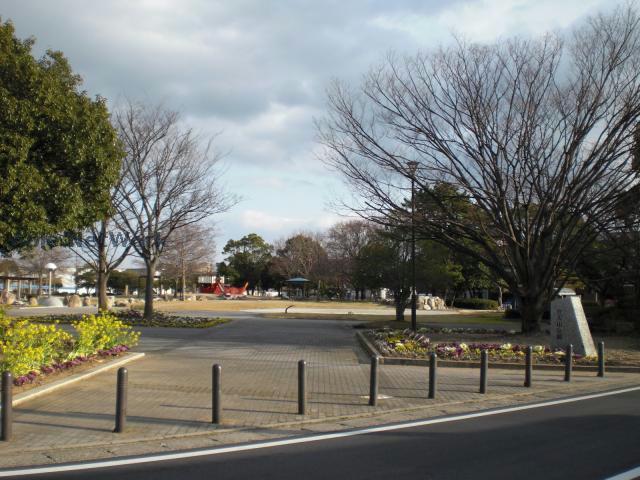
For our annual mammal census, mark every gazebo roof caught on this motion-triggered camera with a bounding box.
[286,277,310,283]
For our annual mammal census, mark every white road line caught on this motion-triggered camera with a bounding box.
[604,465,640,480]
[1,385,639,477]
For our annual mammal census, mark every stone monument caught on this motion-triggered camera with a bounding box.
[550,294,596,356]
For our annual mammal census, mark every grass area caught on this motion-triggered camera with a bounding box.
[155,298,388,312]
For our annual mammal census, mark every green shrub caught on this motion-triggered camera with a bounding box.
[0,310,72,376]
[0,308,140,377]
[72,311,140,357]
[453,298,499,310]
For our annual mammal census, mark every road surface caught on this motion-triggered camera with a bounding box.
[3,388,639,480]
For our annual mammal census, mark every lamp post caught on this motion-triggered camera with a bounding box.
[45,263,57,297]
[407,161,419,331]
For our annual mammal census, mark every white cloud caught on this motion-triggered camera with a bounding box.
[371,0,610,44]
[239,209,342,234]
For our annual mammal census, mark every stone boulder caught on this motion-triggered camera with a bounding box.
[82,296,92,307]
[1,290,16,305]
[67,294,82,308]
[38,296,64,307]
[28,296,39,307]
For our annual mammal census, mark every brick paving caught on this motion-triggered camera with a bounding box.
[0,316,638,468]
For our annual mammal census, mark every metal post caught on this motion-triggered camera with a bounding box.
[480,350,488,394]
[428,353,437,399]
[411,173,417,331]
[1,372,12,441]
[369,355,379,406]
[114,367,128,433]
[212,364,221,424]
[597,342,605,378]
[524,346,532,388]
[298,360,306,415]
[564,344,573,382]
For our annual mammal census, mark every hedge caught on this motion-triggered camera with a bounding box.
[452,298,499,310]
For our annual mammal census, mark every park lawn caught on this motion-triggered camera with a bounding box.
[155,298,388,312]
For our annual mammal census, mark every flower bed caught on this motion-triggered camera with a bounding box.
[12,345,131,386]
[1,310,140,386]
[29,310,230,328]
[368,328,596,364]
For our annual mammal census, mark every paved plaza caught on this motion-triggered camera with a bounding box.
[1,315,638,468]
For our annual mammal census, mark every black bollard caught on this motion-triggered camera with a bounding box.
[298,360,306,415]
[524,346,532,388]
[480,350,488,394]
[1,372,12,441]
[597,342,605,378]
[428,353,437,399]
[114,367,128,433]
[212,364,221,424]
[564,344,573,382]
[369,356,379,406]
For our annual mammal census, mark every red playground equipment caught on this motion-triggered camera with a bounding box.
[199,276,248,298]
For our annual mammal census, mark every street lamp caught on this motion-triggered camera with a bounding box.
[407,161,419,331]
[45,263,57,297]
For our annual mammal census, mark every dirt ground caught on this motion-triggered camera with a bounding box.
[155,298,389,312]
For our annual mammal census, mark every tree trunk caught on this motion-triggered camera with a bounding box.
[395,299,404,321]
[97,270,110,310]
[37,273,43,296]
[181,259,186,301]
[519,295,544,333]
[144,260,156,320]
[497,285,503,310]
[394,289,410,321]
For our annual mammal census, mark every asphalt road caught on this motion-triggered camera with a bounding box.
[5,389,639,480]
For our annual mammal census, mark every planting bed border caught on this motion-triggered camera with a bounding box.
[11,352,145,407]
[355,331,640,373]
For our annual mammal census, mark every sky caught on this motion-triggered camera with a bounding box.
[0,0,624,260]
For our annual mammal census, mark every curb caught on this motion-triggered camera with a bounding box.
[355,331,640,373]
[12,352,146,407]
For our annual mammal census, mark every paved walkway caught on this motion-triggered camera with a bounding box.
[0,316,638,468]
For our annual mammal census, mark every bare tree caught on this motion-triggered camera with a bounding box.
[318,6,640,332]
[20,247,71,295]
[115,102,236,319]
[159,223,215,299]
[69,218,131,309]
[325,220,374,298]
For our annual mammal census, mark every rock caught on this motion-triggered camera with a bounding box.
[38,296,64,307]
[196,295,204,301]
[28,296,39,307]
[67,294,82,308]
[1,290,16,305]
[106,296,115,309]
[115,301,129,307]
[82,297,92,306]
